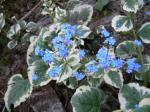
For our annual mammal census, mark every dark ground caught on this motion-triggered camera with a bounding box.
[0,0,150,112]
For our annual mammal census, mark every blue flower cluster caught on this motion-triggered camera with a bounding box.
[96,47,111,70]
[126,59,141,73]
[100,27,116,46]
[73,72,85,80]
[35,47,54,64]
[111,58,124,69]
[86,64,98,73]
[35,46,45,57]
[95,27,142,73]
[48,66,62,78]
[51,24,77,58]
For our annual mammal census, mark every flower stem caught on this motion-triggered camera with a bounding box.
[132,29,148,87]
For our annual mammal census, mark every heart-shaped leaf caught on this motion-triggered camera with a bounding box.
[121,0,144,13]
[137,22,150,44]
[71,86,105,112]
[28,59,51,87]
[111,15,133,32]
[119,83,150,110]
[68,4,93,25]
[104,70,124,89]
[116,41,143,59]
[76,25,91,39]
[4,74,33,110]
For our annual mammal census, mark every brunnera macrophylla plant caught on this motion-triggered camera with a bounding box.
[3,0,150,112]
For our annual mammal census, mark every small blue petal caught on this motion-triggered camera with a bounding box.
[32,73,38,81]
[134,104,139,109]
[133,40,142,46]
[73,72,85,80]
[35,46,45,57]
[86,64,98,73]
[111,58,124,69]
[42,49,54,64]
[104,37,116,46]
[101,28,110,38]
[48,66,61,78]
[145,11,150,16]
[126,59,141,74]
[79,50,86,60]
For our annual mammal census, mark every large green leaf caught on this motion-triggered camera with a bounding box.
[118,83,150,110]
[4,74,33,110]
[95,0,109,11]
[7,23,21,39]
[104,70,124,89]
[137,22,150,44]
[58,64,74,82]
[121,0,144,13]
[111,15,133,32]
[76,25,91,39]
[116,41,143,59]
[68,4,93,25]
[0,13,5,31]
[28,59,51,86]
[71,86,105,112]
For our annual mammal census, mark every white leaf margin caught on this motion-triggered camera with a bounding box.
[0,13,5,30]
[121,0,144,13]
[111,15,133,32]
[137,22,150,44]
[104,70,124,89]
[76,25,91,39]
[70,4,93,25]
[118,83,150,110]
[4,74,33,110]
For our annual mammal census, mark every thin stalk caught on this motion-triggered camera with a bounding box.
[137,47,148,87]
[128,12,148,87]
[132,28,148,87]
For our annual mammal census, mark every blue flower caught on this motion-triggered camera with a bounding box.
[134,104,139,109]
[35,46,45,57]
[42,49,54,64]
[104,37,116,46]
[96,47,109,60]
[99,59,110,71]
[79,50,85,60]
[32,73,38,81]
[48,66,61,78]
[111,58,124,69]
[58,47,68,58]
[61,23,76,37]
[86,64,98,73]
[63,36,73,46]
[73,72,85,80]
[133,40,142,46]
[145,11,150,16]
[126,59,141,73]
[100,28,110,38]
